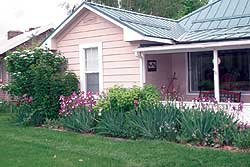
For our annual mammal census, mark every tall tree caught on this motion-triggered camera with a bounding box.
[63,0,208,19]
[120,0,183,19]
[181,0,208,16]
[90,0,119,7]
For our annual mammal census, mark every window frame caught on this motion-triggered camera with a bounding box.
[79,42,103,93]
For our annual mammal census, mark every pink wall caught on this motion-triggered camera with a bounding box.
[145,53,194,100]
[54,9,141,90]
[145,54,172,89]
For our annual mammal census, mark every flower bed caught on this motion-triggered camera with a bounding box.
[57,86,250,150]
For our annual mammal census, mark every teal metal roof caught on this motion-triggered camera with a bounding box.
[43,0,250,45]
[86,2,185,40]
[178,0,250,42]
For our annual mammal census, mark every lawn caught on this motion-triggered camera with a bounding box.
[0,113,250,167]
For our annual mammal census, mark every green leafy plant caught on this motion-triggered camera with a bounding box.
[0,101,17,113]
[178,108,238,146]
[95,109,131,137]
[12,103,33,126]
[130,103,181,140]
[60,107,96,133]
[234,126,250,149]
[3,48,79,125]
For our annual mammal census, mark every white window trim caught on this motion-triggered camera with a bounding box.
[79,42,103,92]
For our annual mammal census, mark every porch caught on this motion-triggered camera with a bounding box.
[135,40,250,123]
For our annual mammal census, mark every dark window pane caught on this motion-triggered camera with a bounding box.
[219,49,250,91]
[86,73,99,93]
[189,51,214,91]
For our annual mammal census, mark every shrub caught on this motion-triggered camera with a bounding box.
[4,48,79,125]
[130,103,181,140]
[178,108,238,146]
[95,85,160,112]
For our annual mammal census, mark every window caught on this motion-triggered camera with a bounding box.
[218,49,250,91]
[188,51,214,92]
[188,49,250,92]
[80,43,103,93]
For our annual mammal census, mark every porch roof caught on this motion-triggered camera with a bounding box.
[135,39,250,54]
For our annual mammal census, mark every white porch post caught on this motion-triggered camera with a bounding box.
[213,50,220,102]
[136,52,146,87]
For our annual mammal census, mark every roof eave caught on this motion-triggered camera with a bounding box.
[134,38,250,54]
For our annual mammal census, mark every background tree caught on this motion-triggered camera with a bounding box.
[181,0,208,16]
[65,0,208,19]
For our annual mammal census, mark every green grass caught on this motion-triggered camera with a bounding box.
[0,113,250,167]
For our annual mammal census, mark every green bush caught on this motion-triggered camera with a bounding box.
[4,48,79,125]
[130,103,181,140]
[95,85,160,112]
[60,107,96,133]
[234,128,250,149]
[178,109,238,146]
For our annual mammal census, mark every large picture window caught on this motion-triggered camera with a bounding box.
[188,51,214,92]
[219,49,250,91]
[188,49,250,92]
[80,43,103,93]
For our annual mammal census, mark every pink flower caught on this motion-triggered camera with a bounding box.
[28,97,33,103]
[59,95,65,100]
[134,99,139,106]
[238,102,244,112]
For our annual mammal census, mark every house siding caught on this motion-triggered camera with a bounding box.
[145,54,172,89]
[55,10,140,90]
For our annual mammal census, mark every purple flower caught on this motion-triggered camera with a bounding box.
[59,91,98,116]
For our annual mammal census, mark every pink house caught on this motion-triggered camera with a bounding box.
[42,0,250,106]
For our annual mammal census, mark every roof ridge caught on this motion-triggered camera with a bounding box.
[86,2,177,23]
[177,0,222,22]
